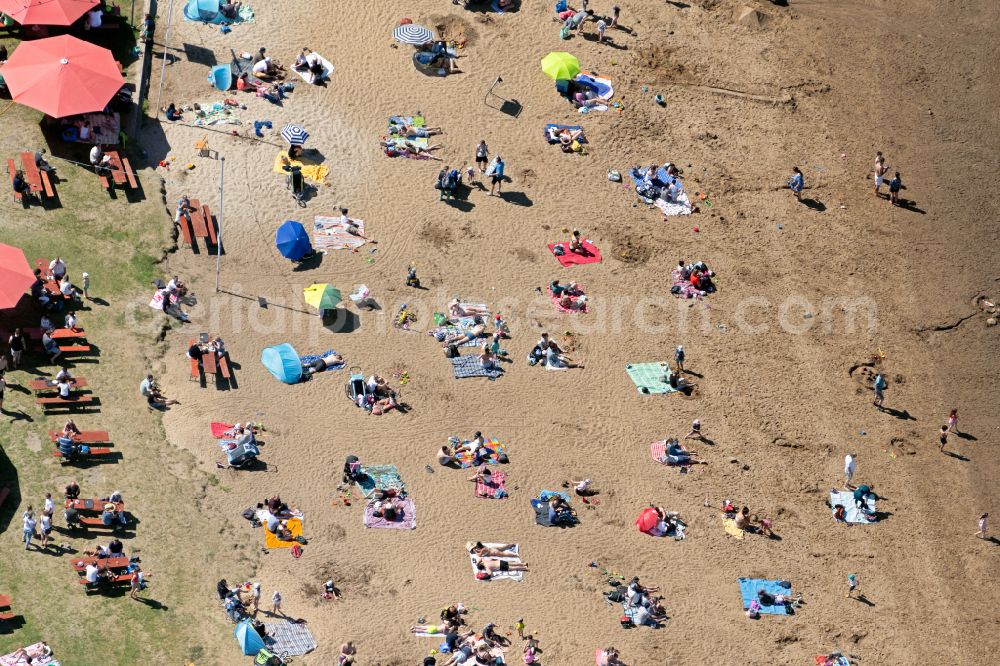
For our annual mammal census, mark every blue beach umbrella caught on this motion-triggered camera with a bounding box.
[260,343,303,384]
[280,123,309,146]
[393,23,433,45]
[274,220,312,260]
[234,619,266,656]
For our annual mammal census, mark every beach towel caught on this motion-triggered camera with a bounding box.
[625,363,676,395]
[264,620,316,656]
[433,317,485,347]
[272,151,329,185]
[576,72,614,99]
[722,516,744,540]
[548,285,588,314]
[388,135,428,148]
[0,644,57,666]
[469,543,523,582]
[264,517,302,549]
[830,490,877,524]
[548,240,602,266]
[292,53,334,84]
[356,464,406,495]
[454,438,508,467]
[814,656,850,666]
[650,440,691,467]
[312,216,366,251]
[148,290,179,310]
[654,191,693,216]
[544,356,568,371]
[450,307,490,324]
[190,100,241,126]
[211,422,238,438]
[389,115,425,128]
[539,490,570,502]
[363,497,416,529]
[299,350,345,372]
[450,355,504,380]
[475,471,508,499]
[738,578,792,615]
[544,124,586,144]
[670,269,706,299]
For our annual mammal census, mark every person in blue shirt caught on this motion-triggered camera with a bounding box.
[488,156,505,196]
[888,172,902,205]
[787,166,804,200]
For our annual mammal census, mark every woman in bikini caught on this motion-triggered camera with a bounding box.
[467,541,518,558]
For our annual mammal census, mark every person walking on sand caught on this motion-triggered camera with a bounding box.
[271,589,282,615]
[22,508,36,550]
[475,140,489,173]
[873,152,888,196]
[844,453,857,489]
[888,172,902,205]
[873,373,886,409]
[488,155,505,196]
[251,582,261,614]
[788,166,804,200]
[975,513,988,539]
[673,345,685,374]
[610,4,620,28]
[130,570,142,600]
[939,424,949,453]
[845,573,858,598]
[947,408,959,434]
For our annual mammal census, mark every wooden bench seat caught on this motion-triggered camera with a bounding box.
[218,353,232,379]
[99,173,111,191]
[40,168,54,198]
[78,515,125,528]
[203,204,218,245]
[7,158,22,203]
[178,214,194,247]
[0,611,13,622]
[38,395,95,408]
[189,339,200,380]
[0,594,11,607]
[49,430,110,443]
[54,447,111,458]
[122,156,138,189]
[56,345,92,354]
[188,199,209,238]
[81,573,132,587]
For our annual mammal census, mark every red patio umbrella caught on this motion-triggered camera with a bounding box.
[0,243,35,310]
[0,0,98,26]
[0,35,123,118]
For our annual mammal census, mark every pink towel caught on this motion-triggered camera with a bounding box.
[475,471,508,499]
[548,240,602,266]
[548,285,588,314]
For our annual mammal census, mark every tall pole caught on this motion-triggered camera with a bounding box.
[153,0,175,120]
[215,156,225,293]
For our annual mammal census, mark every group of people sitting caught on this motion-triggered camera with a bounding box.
[140,373,179,409]
[671,259,717,299]
[721,500,774,537]
[527,332,582,369]
[606,576,667,627]
[186,335,225,365]
[438,431,508,467]
[256,495,301,541]
[632,162,685,203]
[366,487,406,522]
[545,125,586,153]
[291,47,328,84]
[640,506,685,538]
[83,535,127,561]
[354,373,398,414]
[655,438,705,465]
[381,136,443,160]
[410,607,516,665]
[414,40,461,75]
[549,279,587,311]
[539,492,577,525]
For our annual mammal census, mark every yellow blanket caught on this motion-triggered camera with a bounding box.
[273,152,329,185]
[264,517,302,549]
[722,516,744,540]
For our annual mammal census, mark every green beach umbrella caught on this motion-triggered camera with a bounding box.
[541,51,580,81]
[303,283,342,311]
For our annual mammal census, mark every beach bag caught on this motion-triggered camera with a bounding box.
[833,505,846,521]
[555,0,567,11]
[607,169,621,182]
[636,183,661,200]
[619,615,633,628]
[444,344,459,359]
[746,600,761,618]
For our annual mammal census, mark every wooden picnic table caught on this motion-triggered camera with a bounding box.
[72,556,129,572]
[65,498,124,513]
[186,199,218,246]
[18,152,53,198]
[23,327,86,340]
[31,378,88,391]
[105,150,137,189]
[49,430,110,443]
[0,594,12,622]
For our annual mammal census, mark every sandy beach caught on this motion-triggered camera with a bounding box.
[1,0,998,663]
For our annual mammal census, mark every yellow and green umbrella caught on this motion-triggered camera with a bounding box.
[303,283,342,311]
[541,51,580,81]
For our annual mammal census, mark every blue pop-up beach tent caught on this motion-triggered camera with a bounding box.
[184,0,221,21]
[234,619,266,656]
[275,220,312,261]
[261,343,302,384]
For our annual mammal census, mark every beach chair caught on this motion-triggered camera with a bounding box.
[345,367,369,405]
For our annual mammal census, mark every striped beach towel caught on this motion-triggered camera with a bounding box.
[475,471,508,499]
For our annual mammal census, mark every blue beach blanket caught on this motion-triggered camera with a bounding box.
[830,490,877,524]
[357,464,406,495]
[299,350,345,372]
[264,620,316,656]
[450,355,503,380]
[738,578,792,615]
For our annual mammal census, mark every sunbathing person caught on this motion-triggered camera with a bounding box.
[467,541,518,558]
[448,299,489,318]
[437,445,458,466]
[573,91,606,108]
[302,353,343,375]
[545,344,583,369]
[219,0,241,18]
[380,137,443,158]
[409,623,450,635]
[372,497,402,521]
[442,323,488,346]
[598,647,625,666]
[389,122,443,137]
[558,293,588,311]
[658,438,705,465]
[473,556,529,577]
[478,343,498,369]
[569,228,586,252]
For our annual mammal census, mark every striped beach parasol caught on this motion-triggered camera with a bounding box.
[392,23,433,45]
[280,123,309,146]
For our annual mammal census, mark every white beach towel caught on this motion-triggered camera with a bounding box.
[469,543,523,582]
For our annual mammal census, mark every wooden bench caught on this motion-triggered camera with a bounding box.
[54,447,112,458]
[49,430,110,443]
[56,345,92,354]
[121,155,138,189]
[78,515,125,528]
[19,152,44,196]
[188,199,209,238]
[0,595,12,622]
[178,214,194,247]
[25,327,86,340]
[99,172,111,191]
[81,573,132,587]
[40,169,54,198]
[189,339,200,380]
[38,395,95,408]
[7,158,22,203]
[32,379,88,391]
[0,486,10,507]
[203,204,218,246]
[72,556,129,571]
[218,353,232,379]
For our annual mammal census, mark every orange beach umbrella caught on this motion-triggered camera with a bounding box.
[0,35,123,118]
[0,0,98,25]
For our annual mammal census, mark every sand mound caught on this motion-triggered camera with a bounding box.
[734,6,767,27]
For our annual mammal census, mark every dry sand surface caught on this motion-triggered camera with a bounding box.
[141,0,1000,663]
